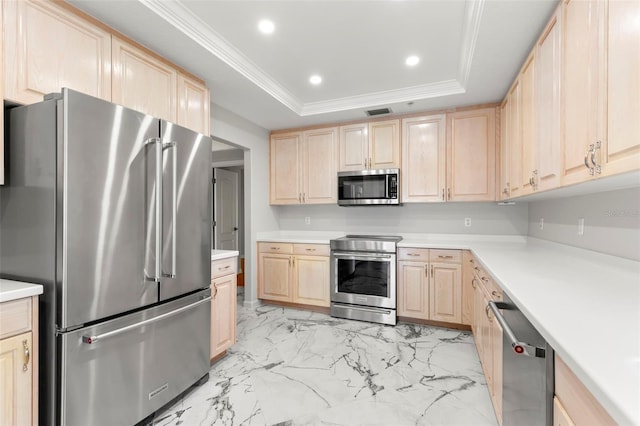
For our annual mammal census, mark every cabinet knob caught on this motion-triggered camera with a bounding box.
[23,340,30,371]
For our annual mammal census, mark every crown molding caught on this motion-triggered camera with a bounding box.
[300,80,465,116]
[140,0,483,117]
[458,0,485,87]
[138,0,302,113]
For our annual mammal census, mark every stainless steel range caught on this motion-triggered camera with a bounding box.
[330,235,402,325]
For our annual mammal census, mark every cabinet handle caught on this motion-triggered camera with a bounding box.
[213,283,218,298]
[442,188,445,200]
[302,193,306,203]
[292,257,295,267]
[425,264,429,277]
[591,140,602,175]
[471,278,477,289]
[447,188,451,200]
[305,248,316,252]
[23,340,30,371]
[485,304,492,321]
[430,265,434,278]
[491,290,501,299]
[219,265,231,271]
[270,247,280,250]
[474,266,480,271]
[407,253,420,257]
[289,257,292,267]
[437,255,453,259]
[481,276,489,282]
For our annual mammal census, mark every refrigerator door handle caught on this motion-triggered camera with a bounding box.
[81,296,211,344]
[145,137,163,282]
[162,141,177,278]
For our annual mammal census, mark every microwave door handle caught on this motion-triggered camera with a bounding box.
[385,175,389,198]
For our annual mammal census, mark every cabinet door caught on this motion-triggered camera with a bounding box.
[369,119,400,169]
[293,255,330,307]
[472,279,485,361]
[447,108,496,201]
[603,0,640,177]
[562,0,605,185]
[535,7,562,192]
[461,252,475,326]
[0,332,33,426]
[429,263,462,323]
[553,397,576,426]
[397,261,429,319]
[269,132,302,205]
[3,0,111,104]
[210,274,237,358]
[508,82,524,198]
[339,123,368,171]
[302,127,337,204]
[499,99,510,199]
[177,73,210,135]
[401,115,446,203]
[112,37,177,122]
[258,253,292,302]
[520,54,536,195]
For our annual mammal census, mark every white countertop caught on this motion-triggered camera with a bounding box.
[0,279,43,303]
[211,250,239,261]
[257,231,639,424]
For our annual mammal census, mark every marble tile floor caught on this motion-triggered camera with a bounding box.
[150,290,497,426]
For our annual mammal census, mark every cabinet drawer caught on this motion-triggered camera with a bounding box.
[258,242,294,254]
[398,247,429,262]
[211,257,237,279]
[429,249,461,263]
[0,297,33,340]
[294,244,330,256]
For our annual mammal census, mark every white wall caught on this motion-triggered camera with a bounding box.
[277,202,529,235]
[527,187,640,261]
[210,104,277,306]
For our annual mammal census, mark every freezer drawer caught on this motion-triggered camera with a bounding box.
[59,290,211,426]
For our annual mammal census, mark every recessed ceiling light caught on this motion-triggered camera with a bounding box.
[258,19,275,34]
[405,55,420,67]
[309,75,322,85]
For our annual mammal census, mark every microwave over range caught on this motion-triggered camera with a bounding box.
[337,168,400,206]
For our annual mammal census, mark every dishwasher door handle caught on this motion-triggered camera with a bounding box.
[488,301,546,358]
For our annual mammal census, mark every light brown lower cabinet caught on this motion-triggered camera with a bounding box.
[397,248,462,324]
[470,257,503,425]
[258,243,330,307]
[554,354,615,426]
[0,296,38,426]
[210,257,238,360]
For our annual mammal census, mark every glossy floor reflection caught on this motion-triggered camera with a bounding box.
[151,289,497,426]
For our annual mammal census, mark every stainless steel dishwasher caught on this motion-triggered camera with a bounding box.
[489,293,554,426]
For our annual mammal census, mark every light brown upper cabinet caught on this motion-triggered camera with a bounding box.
[447,107,497,202]
[602,0,640,177]
[270,127,337,205]
[3,0,112,105]
[339,119,400,171]
[499,99,510,199]
[534,6,562,192]
[561,0,605,186]
[112,37,178,123]
[401,114,447,202]
[561,0,639,185]
[177,73,210,135]
[519,54,536,196]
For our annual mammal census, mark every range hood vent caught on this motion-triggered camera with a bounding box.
[365,108,391,116]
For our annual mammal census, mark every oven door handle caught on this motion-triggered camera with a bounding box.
[488,301,546,358]
[332,251,393,260]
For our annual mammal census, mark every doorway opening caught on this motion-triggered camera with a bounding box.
[212,139,245,289]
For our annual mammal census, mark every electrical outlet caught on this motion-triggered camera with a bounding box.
[539,218,544,230]
[305,216,311,225]
[464,217,471,227]
[578,218,584,235]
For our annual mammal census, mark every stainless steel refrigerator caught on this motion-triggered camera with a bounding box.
[0,89,212,425]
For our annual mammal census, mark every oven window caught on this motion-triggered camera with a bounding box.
[337,259,389,297]
[339,175,386,200]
